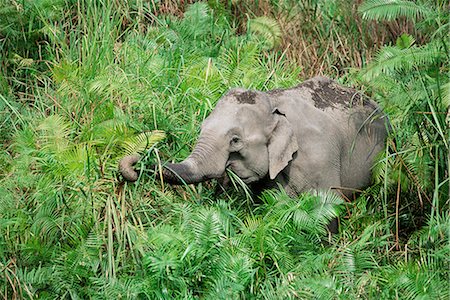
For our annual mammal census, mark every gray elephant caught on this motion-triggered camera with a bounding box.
[119,76,388,200]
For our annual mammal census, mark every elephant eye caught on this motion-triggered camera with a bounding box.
[230,135,243,151]
[231,136,240,144]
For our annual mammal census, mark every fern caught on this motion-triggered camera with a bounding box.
[358,0,448,234]
[121,130,166,155]
[217,42,265,88]
[3,0,449,298]
[248,16,282,50]
[360,41,445,80]
[383,262,449,299]
[189,207,226,247]
[262,190,344,234]
[13,266,54,297]
[359,0,432,21]
[37,115,72,154]
[207,252,254,299]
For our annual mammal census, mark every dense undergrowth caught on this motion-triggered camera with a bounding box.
[0,0,448,299]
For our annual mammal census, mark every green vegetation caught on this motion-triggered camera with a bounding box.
[0,0,448,298]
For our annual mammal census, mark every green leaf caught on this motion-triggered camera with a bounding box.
[396,33,415,49]
[359,0,432,21]
[121,130,166,155]
[248,16,282,50]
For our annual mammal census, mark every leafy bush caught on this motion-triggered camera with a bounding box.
[357,0,449,244]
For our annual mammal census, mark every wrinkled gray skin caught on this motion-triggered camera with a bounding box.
[119,76,388,199]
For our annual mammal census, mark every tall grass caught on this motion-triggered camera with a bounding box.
[357,0,449,246]
[0,0,448,298]
[231,0,419,78]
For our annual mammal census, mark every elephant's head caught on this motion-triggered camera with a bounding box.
[119,89,299,185]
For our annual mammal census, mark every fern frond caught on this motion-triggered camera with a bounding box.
[409,213,449,249]
[13,127,37,156]
[359,0,432,21]
[248,16,282,49]
[387,262,449,299]
[441,81,450,109]
[261,190,343,234]
[218,43,261,87]
[340,248,378,275]
[189,207,225,247]
[361,42,444,80]
[121,130,165,155]
[37,115,72,154]
[15,266,54,295]
[144,242,183,276]
[208,251,253,298]
[183,2,210,24]
[292,276,340,299]
[91,277,145,299]
[177,2,213,44]
[60,143,92,178]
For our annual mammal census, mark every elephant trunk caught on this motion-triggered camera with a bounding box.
[162,134,227,184]
[119,154,141,182]
[159,161,208,184]
[118,134,227,184]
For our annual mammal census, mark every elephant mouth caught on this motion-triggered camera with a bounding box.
[226,170,253,184]
[226,164,261,184]
[239,175,258,184]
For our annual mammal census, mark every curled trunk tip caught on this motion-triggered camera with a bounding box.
[119,154,141,182]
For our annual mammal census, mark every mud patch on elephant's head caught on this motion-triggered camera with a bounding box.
[226,89,257,104]
[235,90,257,104]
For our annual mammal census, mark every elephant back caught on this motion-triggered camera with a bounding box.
[297,76,378,112]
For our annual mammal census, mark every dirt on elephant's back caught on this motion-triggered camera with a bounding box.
[299,77,376,111]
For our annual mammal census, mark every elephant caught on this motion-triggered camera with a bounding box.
[119,76,388,202]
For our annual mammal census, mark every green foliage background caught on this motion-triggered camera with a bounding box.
[0,0,448,298]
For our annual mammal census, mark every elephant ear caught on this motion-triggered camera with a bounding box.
[268,109,299,180]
